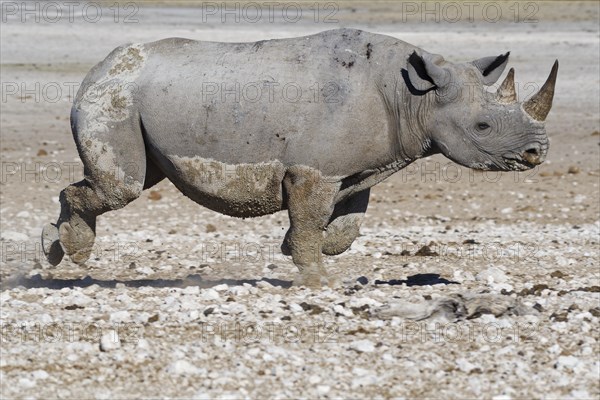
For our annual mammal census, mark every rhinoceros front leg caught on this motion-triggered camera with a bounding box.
[322,188,370,255]
[283,166,340,288]
[282,188,370,257]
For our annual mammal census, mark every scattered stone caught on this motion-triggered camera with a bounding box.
[550,311,569,322]
[550,270,566,279]
[148,190,162,200]
[206,223,217,233]
[31,370,49,380]
[299,302,326,315]
[166,360,202,375]
[555,355,580,371]
[182,285,200,295]
[567,166,580,174]
[414,245,438,257]
[589,307,600,318]
[574,286,599,293]
[350,339,375,353]
[37,149,47,156]
[519,284,550,296]
[456,358,478,373]
[356,276,369,285]
[99,330,121,352]
[1,231,29,241]
[476,266,508,284]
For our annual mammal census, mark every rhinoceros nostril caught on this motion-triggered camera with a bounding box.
[525,148,539,156]
[522,146,543,165]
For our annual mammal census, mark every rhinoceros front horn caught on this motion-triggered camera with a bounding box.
[523,60,559,121]
[497,68,517,103]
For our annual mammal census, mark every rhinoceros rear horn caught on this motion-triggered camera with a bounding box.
[523,60,559,121]
[497,68,517,103]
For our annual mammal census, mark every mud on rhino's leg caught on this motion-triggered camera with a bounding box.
[42,118,150,266]
[322,188,370,255]
[283,166,339,288]
[282,188,371,257]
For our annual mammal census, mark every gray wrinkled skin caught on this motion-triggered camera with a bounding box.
[42,28,558,287]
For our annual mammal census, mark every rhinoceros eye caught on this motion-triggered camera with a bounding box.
[477,122,491,131]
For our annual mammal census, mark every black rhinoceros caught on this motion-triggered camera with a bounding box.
[42,28,558,287]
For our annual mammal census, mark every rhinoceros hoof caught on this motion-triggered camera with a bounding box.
[58,221,95,265]
[293,269,338,289]
[42,223,64,266]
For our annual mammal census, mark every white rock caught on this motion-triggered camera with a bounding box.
[16,211,30,218]
[350,339,375,353]
[228,286,249,296]
[32,370,49,380]
[246,347,261,357]
[109,310,131,323]
[456,358,477,373]
[1,231,28,241]
[200,289,220,301]
[333,304,353,317]
[316,385,330,395]
[289,303,304,313]
[166,360,202,375]
[256,280,274,289]
[556,355,580,370]
[99,330,121,352]
[570,390,591,399]
[182,285,200,295]
[132,339,149,354]
[476,266,508,284]
[18,377,36,388]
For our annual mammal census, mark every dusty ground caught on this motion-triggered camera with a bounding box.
[1,1,599,399]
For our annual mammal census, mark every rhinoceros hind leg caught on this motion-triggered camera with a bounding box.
[42,222,64,266]
[43,118,147,265]
[282,166,339,288]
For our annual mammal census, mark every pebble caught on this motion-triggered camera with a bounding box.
[18,377,36,388]
[99,330,121,352]
[476,266,508,283]
[1,231,28,241]
[182,285,200,295]
[350,339,375,353]
[166,360,203,375]
[200,289,220,301]
[109,310,131,323]
[456,358,478,373]
[31,370,49,380]
[556,355,580,371]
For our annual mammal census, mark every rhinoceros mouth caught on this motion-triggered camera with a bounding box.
[502,155,537,171]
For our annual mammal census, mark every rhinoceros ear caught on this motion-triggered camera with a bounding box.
[403,51,451,95]
[470,52,510,85]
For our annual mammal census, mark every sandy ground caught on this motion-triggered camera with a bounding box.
[1,1,599,398]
